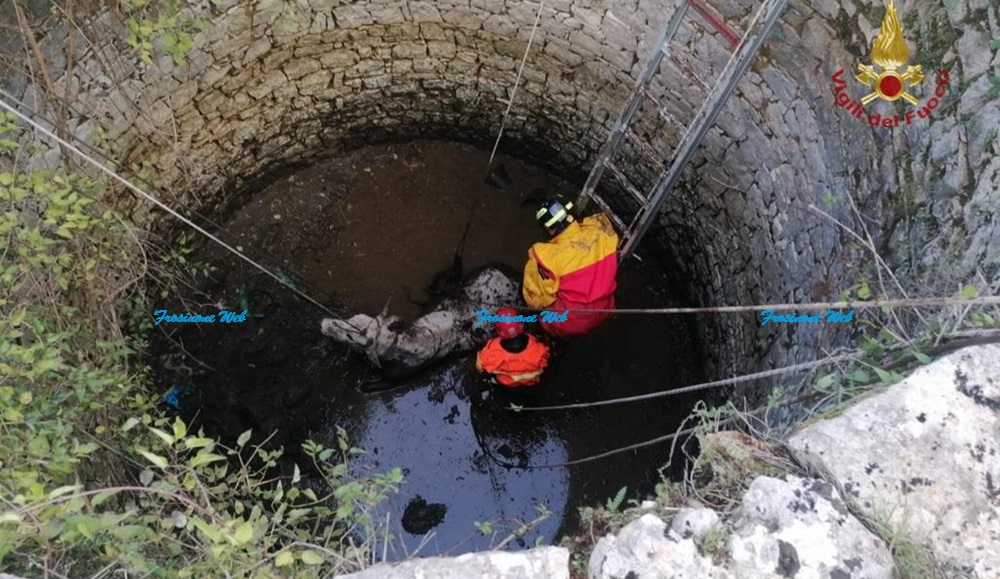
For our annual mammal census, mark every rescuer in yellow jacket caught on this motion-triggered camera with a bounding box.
[475,307,551,387]
[523,196,619,337]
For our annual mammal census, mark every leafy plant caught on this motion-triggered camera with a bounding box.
[654,479,685,504]
[856,279,872,300]
[2,413,402,576]
[120,0,205,65]
[0,113,401,576]
[959,283,978,299]
[605,486,627,514]
[700,526,729,562]
[570,552,589,574]
[474,520,494,535]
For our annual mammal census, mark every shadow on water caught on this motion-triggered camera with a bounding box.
[149,140,707,559]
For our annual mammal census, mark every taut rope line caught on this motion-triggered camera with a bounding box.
[500,333,1000,468]
[4,88,352,312]
[480,294,1000,315]
[513,353,860,411]
[0,93,340,318]
[457,0,546,262]
[486,389,827,470]
[486,0,546,169]
[4,93,996,321]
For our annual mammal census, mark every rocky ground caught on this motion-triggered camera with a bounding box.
[336,343,1000,579]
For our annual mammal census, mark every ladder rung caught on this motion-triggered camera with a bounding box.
[665,52,712,91]
[587,194,628,233]
[686,0,742,50]
[578,0,789,261]
[605,160,649,206]
[641,89,686,130]
[620,0,790,259]
[625,204,651,238]
[624,129,665,167]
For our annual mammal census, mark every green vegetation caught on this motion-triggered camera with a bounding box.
[573,486,636,538]
[604,486,627,515]
[562,486,649,579]
[473,503,552,550]
[119,0,207,65]
[474,520,494,536]
[559,246,996,576]
[0,111,401,576]
[988,75,1000,100]
[699,526,728,563]
[684,413,791,509]
[569,552,588,575]
[860,506,956,578]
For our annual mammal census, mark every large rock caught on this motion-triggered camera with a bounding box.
[589,475,893,578]
[336,547,570,579]
[789,344,1000,578]
[589,512,728,579]
[728,476,894,579]
[671,507,721,543]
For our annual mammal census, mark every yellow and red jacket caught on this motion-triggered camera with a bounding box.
[523,213,619,336]
[475,335,550,387]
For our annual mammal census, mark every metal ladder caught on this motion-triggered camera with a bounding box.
[576,0,789,260]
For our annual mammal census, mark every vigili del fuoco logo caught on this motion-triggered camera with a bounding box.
[831,1,949,128]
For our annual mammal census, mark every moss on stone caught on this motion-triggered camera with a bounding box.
[903,8,959,73]
[833,8,864,59]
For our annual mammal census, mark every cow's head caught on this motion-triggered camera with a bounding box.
[321,315,373,347]
[321,313,404,367]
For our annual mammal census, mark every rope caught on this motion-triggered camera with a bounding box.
[0,93,340,318]
[497,334,1000,468]
[1,89,346,313]
[513,353,859,411]
[526,421,709,469]
[456,0,546,262]
[487,389,826,470]
[513,332,1000,413]
[481,294,1000,315]
[486,0,546,169]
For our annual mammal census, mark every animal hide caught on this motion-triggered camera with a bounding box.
[321,267,519,372]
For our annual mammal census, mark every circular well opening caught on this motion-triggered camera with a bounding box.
[151,139,707,556]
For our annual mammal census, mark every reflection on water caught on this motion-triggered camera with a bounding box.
[344,360,569,559]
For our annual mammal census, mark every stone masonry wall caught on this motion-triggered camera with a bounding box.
[3,0,998,417]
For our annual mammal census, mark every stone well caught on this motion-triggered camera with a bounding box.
[3,0,997,417]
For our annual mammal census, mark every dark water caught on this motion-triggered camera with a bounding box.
[340,259,705,558]
[150,141,706,558]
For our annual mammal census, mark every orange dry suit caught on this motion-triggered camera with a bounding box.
[475,335,551,387]
[522,213,619,337]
